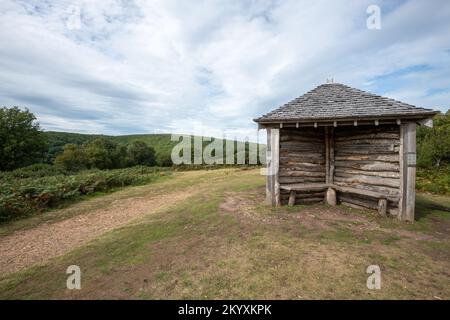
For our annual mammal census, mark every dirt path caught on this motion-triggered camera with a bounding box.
[0,184,198,275]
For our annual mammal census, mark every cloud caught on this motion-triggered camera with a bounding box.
[0,0,449,140]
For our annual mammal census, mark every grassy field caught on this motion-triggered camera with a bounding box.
[0,168,449,299]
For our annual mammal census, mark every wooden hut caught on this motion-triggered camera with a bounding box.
[254,83,437,222]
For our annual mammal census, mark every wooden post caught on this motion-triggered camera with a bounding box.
[378,198,387,216]
[329,127,335,184]
[399,122,416,222]
[266,128,273,204]
[325,127,330,184]
[326,187,336,206]
[288,190,296,206]
[266,128,280,206]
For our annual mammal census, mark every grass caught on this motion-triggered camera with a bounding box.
[0,168,449,299]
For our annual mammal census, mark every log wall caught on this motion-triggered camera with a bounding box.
[333,125,400,215]
[279,128,326,205]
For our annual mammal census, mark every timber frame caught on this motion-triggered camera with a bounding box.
[255,83,438,222]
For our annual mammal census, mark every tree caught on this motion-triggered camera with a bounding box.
[0,106,48,171]
[127,141,156,166]
[83,138,118,170]
[54,144,87,171]
[417,111,450,167]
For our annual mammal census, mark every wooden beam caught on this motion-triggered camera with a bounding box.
[266,128,273,204]
[314,122,318,128]
[280,123,283,128]
[396,119,401,125]
[333,121,337,127]
[296,122,299,128]
[325,127,330,184]
[375,119,379,126]
[329,127,335,183]
[354,120,358,126]
[272,128,280,206]
[400,122,416,222]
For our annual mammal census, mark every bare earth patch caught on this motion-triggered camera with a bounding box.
[0,190,196,275]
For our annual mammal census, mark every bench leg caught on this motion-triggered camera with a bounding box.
[288,190,296,206]
[326,187,336,206]
[378,199,387,216]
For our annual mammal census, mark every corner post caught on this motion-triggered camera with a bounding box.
[266,128,280,206]
[400,122,416,222]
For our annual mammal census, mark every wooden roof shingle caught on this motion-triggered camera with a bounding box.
[254,83,437,123]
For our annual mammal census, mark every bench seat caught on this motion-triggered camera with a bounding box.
[280,183,399,215]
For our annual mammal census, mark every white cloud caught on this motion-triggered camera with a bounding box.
[0,0,449,141]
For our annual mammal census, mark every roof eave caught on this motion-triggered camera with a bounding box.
[253,111,438,124]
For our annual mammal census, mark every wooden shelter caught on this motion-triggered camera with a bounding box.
[254,83,437,222]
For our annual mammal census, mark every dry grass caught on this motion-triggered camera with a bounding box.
[0,168,449,299]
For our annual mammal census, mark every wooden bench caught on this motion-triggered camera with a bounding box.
[280,183,399,216]
[280,183,329,206]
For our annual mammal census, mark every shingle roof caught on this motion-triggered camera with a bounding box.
[254,83,437,123]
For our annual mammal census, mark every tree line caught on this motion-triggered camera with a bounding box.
[1,106,449,172]
[0,107,162,171]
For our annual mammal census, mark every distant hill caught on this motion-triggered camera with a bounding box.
[43,131,264,165]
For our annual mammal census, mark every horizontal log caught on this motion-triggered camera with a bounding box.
[333,182,399,199]
[335,169,400,179]
[335,139,399,146]
[335,160,399,172]
[279,170,326,177]
[280,141,325,148]
[280,151,324,157]
[335,127,399,136]
[334,154,399,162]
[334,175,400,188]
[281,193,325,200]
[280,135,324,143]
[339,194,378,210]
[280,162,325,169]
[338,144,395,152]
[335,132,399,141]
[282,129,323,137]
[279,177,325,184]
[280,183,328,192]
[336,149,398,155]
[280,146,325,153]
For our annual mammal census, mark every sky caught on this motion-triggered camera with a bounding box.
[0,0,449,141]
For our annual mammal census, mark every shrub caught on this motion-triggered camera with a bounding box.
[0,166,170,222]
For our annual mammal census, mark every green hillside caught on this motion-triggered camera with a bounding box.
[44,131,264,164]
